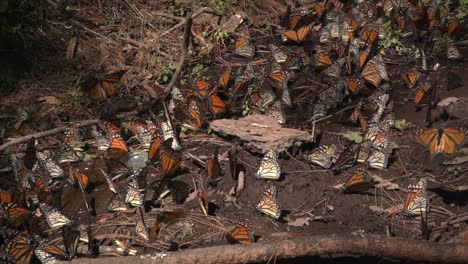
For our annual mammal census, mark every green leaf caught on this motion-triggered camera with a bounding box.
[394,119,412,131]
[343,132,363,143]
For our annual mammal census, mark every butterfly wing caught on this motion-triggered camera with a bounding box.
[256,186,281,219]
[255,150,281,180]
[226,221,254,245]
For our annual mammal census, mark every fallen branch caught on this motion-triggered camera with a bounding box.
[0,119,99,152]
[62,234,468,264]
[163,13,192,100]
[0,111,137,152]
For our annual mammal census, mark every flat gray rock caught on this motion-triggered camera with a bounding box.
[209,115,312,153]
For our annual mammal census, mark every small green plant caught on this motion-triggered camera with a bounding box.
[158,62,176,84]
[190,63,209,79]
[209,0,237,14]
[431,36,447,55]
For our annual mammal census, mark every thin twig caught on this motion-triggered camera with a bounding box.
[163,13,192,100]
[160,8,207,37]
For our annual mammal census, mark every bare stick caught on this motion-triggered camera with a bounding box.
[160,8,207,37]
[0,111,138,152]
[0,119,98,152]
[163,14,192,100]
[61,234,468,264]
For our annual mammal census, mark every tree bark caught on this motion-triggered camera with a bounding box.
[62,234,468,264]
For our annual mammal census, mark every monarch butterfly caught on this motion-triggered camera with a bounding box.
[160,121,182,151]
[34,244,61,263]
[234,30,255,58]
[106,133,128,160]
[447,39,462,60]
[36,151,64,179]
[208,94,227,118]
[63,126,85,152]
[282,25,311,43]
[218,67,232,88]
[360,24,379,45]
[232,64,254,94]
[414,81,432,105]
[313,1,327,17]
[256,186,281,219]
[331,0,343,10]
[135,210,149,241]
[161,139,182,176]
[1,230,35,264]
[345,76,365,95]
[323,58,345,79]
[57,145,80,164]
[122,118,153,147]
[39,203,73,228]
[361,54,388,87]
[304,145,338,169]
[91,126,110,151]
[195,80,212,98]
[416,128,466,156]
[426,6,437,30]
[189,100,203,129]
[341,169,375,193]
[252,87,276,111]
[226,220,254,245]
[268,70,293,108]
[269,44,288,64]
[4,204,32,226]
[207,148,222,186]
[371,130,392,151]
[447,15,459,36]
[255,150,281,181]
[313,47,333,70]
[125,177,143,208]
[265,100,286,124]
[107,193,129,212]
[148,136,162,161]
[0,190,24,205]
[62,223,80,258]
[198,191,209,216]
[357,142,371,163]
[333,142,359,173]
[357,44,371,70]
[68,169,89,189]
[402,68,421,88]
[403,178,428,217]
[99,120,121,135]
[343,13,360,31]
[366,146,392,170]
[169,86,185,114]
[81,70,127,100]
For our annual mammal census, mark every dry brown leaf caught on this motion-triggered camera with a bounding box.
[38,96,62,105]
[443,155,468,165]
[372,174,400,190]
[385,204,404,215]
[236,171,245,194]
[369,205,385,214]
[184,191,198,203]
[287,217,311,227]
[66,36,78,61]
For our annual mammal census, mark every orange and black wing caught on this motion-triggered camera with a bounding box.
[226,220,254,245]
[161,139,182,176]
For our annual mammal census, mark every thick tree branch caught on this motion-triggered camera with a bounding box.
[62,234,468,264]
